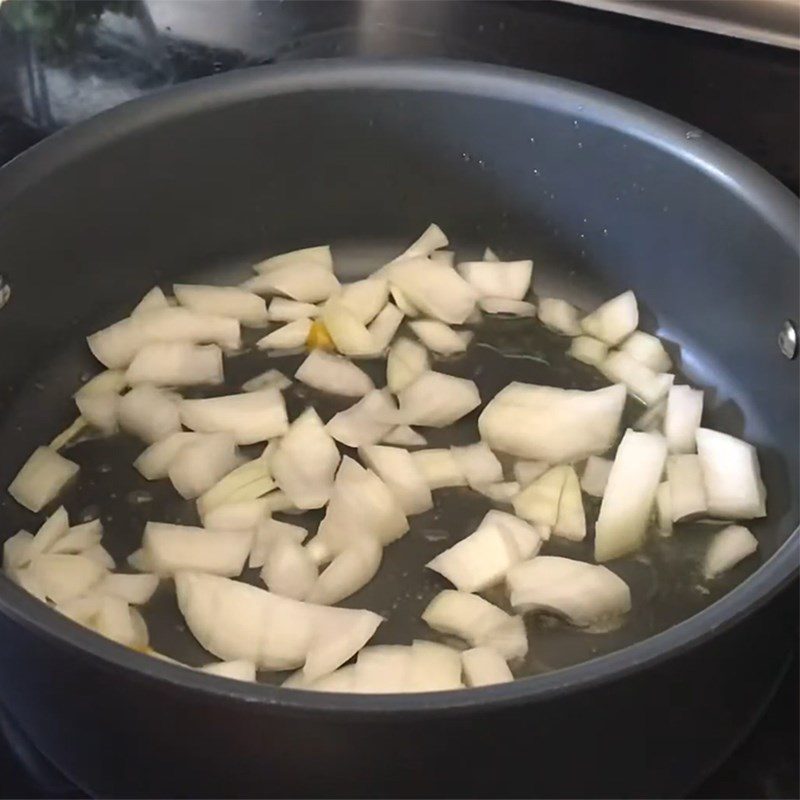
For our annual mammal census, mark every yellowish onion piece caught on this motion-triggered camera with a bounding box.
[386,337,429,394]
[457,259,532,300]
[256,319,312,350]
[703,525,758,579]
[168,433,238,500]
[568,335,609,367]
[411,448,466,490]
[538,298,582,336]
[580,290,639,345]
[398,371,480,428]
[461,647,513,686]
[252,245,332,274]
[118,385,181,443]
[409,320,473,355]
[9,448,79,513]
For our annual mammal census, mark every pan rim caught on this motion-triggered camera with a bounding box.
[0,58,797,713]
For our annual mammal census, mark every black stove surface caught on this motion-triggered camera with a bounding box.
[0,2,797,798]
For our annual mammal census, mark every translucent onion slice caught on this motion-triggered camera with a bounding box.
[252,245,332,274]
[568,335,609,367]
[307,536,382,605]
[199,660,257,682]
[96,596,149,649]
[430,250,455,267]
[381,425,427,447]
[513,460,550,487]
[507,556,631,627]
[389,257,477,324]
[389,285,420,317]
[181,389,288,445]
[427,510,542,592]
[75,391,119,434]
[243,262,340,303]
[86,317,144,369]
[267,297,320,322]
[409,320,472,355]
[126,342,224,386]
[394,223,449,262]
[241,368,292,393]
[411,449,467,490]
[537,298,582,336]
[27,506,70,560]
[479,298,536,317]
[143,523,252,577]
[594,430,668,562]
[457,260,533,300]
[118,385,181,443]
[580,290,638,345]
[409,640,463,691]
[553,467,586,541]
[196,456,275,517]
[49,417,88,451]
[580,455,612,497]
[398,371,480,427]
[271,408,340,509]
[173,284,268,326]
[326,390,397,448]
[131,286,170,316]
[358,445,434,515]
[249,519,308,568]
[175,571,382,677]
[9,448,79,513]
[666,454,708,521]
[134,432,200,480]
[703,525,758,579]
[353,645,413,693]
[422,590,527,661]
[29,554,107,603]
[365,303,404,356]
[260,535,318,601]
[600,351,674,406]
[619,331,672,372]
[337,277,390,325]
[48,519,103,555]
[2,531,33,571]
[168,433,238,500]
[295,350,374,397]
[451,442,503,488]
[695,428,766,520]
[205,499,270,534]
[386,337,429,394]
[479,383,626,463]
[461,647,513,686]
[256,319,312,350]
[664,385,704,454]
[75,369,128,396]
[512,466,569,528]
[99,572,159,605]
[320,296,376,357]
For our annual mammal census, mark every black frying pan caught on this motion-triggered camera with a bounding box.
[0,61,797,798]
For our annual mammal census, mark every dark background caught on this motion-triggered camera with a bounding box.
[0,1,797,797]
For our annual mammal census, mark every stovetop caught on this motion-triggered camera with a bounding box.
[0,2,797,797]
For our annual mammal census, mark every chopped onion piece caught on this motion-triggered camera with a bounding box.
[409,320,472,355]
[359,445,433,515]
[338,277,390,325]
[272,408,340,509]
[422,590,527,661]
[695,428,766,519]
[664,385,704,453]
[483,246,499,262]
[387,337,429,394]
[9,565,47,601]
[196,456,275,517]
[365,303,404,356]
[48,519,103,555]
[427,510,542,592]
[256,319,312,350]
[131,286,170,317]
[568,335,609,367]
[389,257,477,324]
[127,548,152,572]
[619,331,672,373]
[99,572,159,605]
[430,250,455,267]
[409,640,463,691]
[666,454,708,521]
[580,456,612,497]
[49,417,88,451]
[411,449,467,490]
[173,284,268,326]
[75,368,126,396]
[9,447,79,513]
[479,298,536,317]
[118,385,181,443]
[260,536,318,601]
[242,368,291,393]
[633,398,667,432]
[29,554,106,603]
[398,371,480,427]
[461,647,513,686]
[326,390,397,448]
[319,296,378,356]
[135,306,241,350]
[451,442,503,488]
[381,425,427,447]
[704,525,758,579]
[507,556,631,627]
[249,519,308,568]
[86,317,143,369]
[457,260,532,300]
[253,245,332,274]
[175,571,382,676]
[354,645,413,693]
[581,290,638,345]
[601,351,674,406]
[307,536,382,605]
[538,298,582,336]
[389,285,420,317]
[126,342,224,386]
[268,297,320,322]
[261,490,298,516]
[554,467,586,541]
[512,466,568,527]
[199,660,256,682]
[134,432,199,480]
[595,430,667,562]
[244,262,340,303]
[204,499,269,534]
[295,350,374,397]
[181,389,288,444]
[168,433,238,500]
[84,544,115,570]
[143,523,252,577]
[55,592,103,626]
[396,223,449,261]
[27,505,70,560]
[75,391,119,434]
[513,460,550,487]
[474,481,520,504]
[3,531,33,570]
[96,596,148,649]
[656,482,672,535]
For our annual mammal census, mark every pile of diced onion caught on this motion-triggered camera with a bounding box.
[2,224,764,692]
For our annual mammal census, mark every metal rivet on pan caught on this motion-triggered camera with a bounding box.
[778,319,798,360]
[0,274,10,310]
